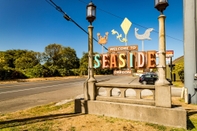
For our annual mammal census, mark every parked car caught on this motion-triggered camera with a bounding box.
[139,73,158,85]
[139,72,173,85]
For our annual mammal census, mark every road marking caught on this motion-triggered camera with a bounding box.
[0,79,84,88]
[0,81,82,95]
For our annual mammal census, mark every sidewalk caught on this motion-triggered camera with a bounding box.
[98,75,139,84]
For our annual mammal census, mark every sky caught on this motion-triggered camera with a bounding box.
[0,0,183,61]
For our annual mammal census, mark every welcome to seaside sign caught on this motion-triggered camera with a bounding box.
[94,18,156,75]
[94,45,156,69]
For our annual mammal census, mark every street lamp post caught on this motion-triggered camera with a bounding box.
[86,1,97,100]
[154,0,171,108]
[154,0,169,85]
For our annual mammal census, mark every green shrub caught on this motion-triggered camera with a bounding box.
[23,65,52,78]
[0,68,27,80]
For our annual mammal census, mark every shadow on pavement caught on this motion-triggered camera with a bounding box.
[0,112,84,129]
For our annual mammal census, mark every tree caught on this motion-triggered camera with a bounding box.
[43,43,79,75]
[172,62,184,83]
[24,64,52,78]
[79,52,89,75]
[14,51,41,69]
[44,44,62,66]
[3,50,17,68]
[60,47,79,69]
[0,50,43,79]
[2,50,40,70]
[0,52,6,69]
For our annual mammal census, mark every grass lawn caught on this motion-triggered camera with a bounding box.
[172,81,184,87]
[0,97,196,131]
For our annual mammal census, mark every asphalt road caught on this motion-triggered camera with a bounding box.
[0,75,119,113]
[0,75,181,113]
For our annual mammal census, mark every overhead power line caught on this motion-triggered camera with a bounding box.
[79,0,183,42]
[45,0,108,51]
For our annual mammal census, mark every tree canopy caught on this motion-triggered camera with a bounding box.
[172,62,184,82]
[43,44,79,70]
[0,43,113,80]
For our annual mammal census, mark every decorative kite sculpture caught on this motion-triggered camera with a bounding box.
[111,18,132,46]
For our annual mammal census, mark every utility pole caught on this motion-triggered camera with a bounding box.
[184,0,197,104]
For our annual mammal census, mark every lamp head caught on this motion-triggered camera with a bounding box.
[86,1,96,24]
[154,0,169,14]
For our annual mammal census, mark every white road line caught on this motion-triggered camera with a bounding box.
[0,81,82,95]
[0,80,79,88]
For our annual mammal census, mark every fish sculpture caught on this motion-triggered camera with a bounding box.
[135,28,154,40]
